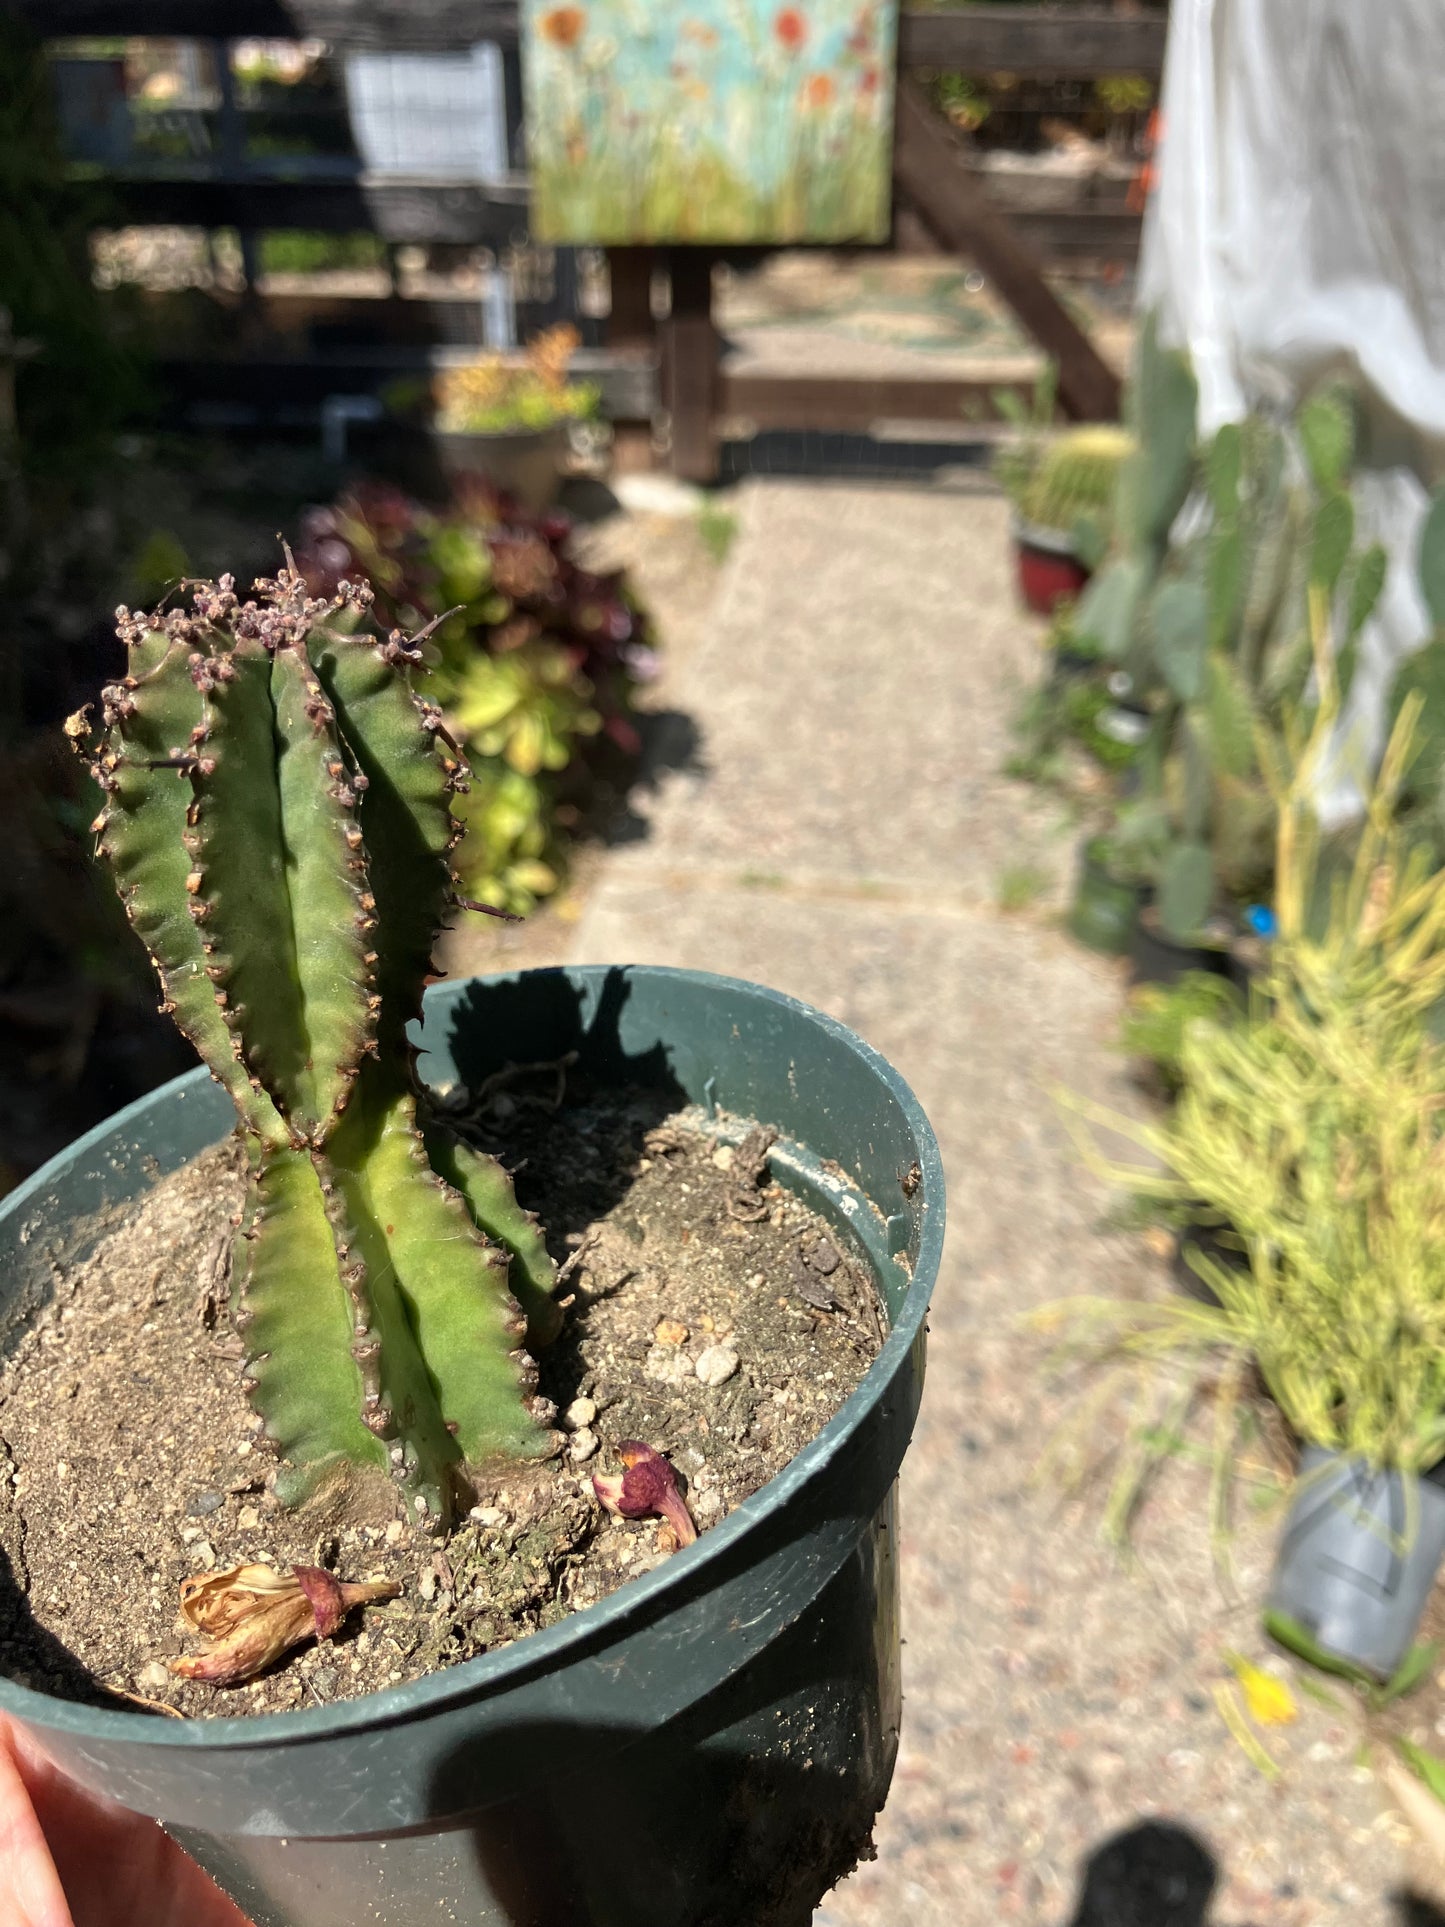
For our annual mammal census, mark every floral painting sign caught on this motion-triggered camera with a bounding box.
[523,1,897,244]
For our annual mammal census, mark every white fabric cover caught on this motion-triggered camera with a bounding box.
[1138,0,1445,803]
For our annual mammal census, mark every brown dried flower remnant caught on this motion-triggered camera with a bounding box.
[168,1562,401,1686]
[592,1441,697,1548]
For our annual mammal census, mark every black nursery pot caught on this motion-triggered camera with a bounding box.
[1128,908,1232,988]
[0,966,944,1927]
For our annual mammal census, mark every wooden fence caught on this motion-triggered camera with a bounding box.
[23,3,1168,476]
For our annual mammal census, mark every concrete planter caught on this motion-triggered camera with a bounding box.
[432,422,571,512]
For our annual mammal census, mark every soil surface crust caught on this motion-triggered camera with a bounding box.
[0,1086,885,1720]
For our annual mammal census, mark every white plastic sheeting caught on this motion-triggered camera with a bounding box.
[1138,0,1445,805]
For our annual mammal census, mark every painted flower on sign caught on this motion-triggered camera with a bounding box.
[540,4,586,48]
[774,7,806,53]
[526,0,898,246]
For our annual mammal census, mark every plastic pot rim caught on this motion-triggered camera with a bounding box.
[0,964,944,1755]
[1012,515,1086,560]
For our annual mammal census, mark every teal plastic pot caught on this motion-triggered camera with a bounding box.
[0,966,944,1927]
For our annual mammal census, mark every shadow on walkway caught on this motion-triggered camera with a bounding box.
[1067,1822,1216,1927]
[1064,1820,1445,1927]
[1396,1897,1445,1927]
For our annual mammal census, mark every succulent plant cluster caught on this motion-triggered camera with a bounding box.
[433,324,600,436]
[299,483,656,912]
[68,564,562,1527]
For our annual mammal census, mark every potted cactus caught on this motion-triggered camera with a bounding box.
[0,563,944,1925]
[995,367,1133,616]
[70,569,565,1523]
[1010,427,1133,616]
[1066,832,1147,957]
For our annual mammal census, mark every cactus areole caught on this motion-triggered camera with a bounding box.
[67,566,563,1529]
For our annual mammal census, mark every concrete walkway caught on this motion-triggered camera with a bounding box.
[565,480,1418,1925]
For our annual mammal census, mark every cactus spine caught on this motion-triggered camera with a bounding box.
[71,566,560,1525]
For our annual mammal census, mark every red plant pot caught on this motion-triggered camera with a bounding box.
[1014,519,1092,616]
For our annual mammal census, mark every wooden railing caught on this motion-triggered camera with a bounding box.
[28,4,1166,469]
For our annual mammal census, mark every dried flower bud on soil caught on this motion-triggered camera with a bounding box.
[168,1562,400,1686]
[592,1441,697,1548]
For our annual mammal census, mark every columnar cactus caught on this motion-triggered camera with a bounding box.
[67,565,561,1527]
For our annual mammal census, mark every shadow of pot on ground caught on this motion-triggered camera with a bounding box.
[1066,1819,1445,1927]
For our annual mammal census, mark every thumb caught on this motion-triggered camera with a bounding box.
[0,1722,73,1927]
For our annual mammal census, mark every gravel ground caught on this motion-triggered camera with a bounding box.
[554,478,1445,1926]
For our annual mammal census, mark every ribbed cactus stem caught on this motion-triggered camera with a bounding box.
[70,566,561,1526]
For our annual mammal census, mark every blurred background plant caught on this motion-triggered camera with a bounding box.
[0,15,211,1195]
[434,323,600,434]
[1018,318,1411,950]
[1385,489,1445,871]
[0,16,147,493]
[994,369,1132,564]
[298,480,659,911]
[1046,670,1445,1542]
[1118,967,1243,1096]
[927,63,1156,153]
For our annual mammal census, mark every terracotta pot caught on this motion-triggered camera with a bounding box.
[1013,519,1091,617]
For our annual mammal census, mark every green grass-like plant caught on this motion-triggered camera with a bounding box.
[1042,637,1445,1536]
[1119,970,1244,1092]
[697,501,739,565]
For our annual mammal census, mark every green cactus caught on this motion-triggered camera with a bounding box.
[1420,484,1445,633]
[1118,310,1200,554]
[69,566,561,1526]
[1071,320,1199,670]
[1016,425,1134,553]
[1297,386,1354,494]
[1081,350,1393,942]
